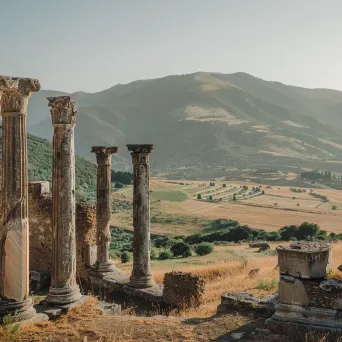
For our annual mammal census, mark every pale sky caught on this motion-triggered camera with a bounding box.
[1,0,341,93]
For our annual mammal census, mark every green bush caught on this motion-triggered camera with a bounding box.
[150,247,159,260]
[158,250,173,260]
[256,279,278,291]
[194,242,214,256]
[197,194,202,200]
[171,241,192,258]
[109,249,121,259]
[121,251,131,263]
[332,206,337,210]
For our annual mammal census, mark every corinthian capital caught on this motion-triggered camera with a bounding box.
[127,144,153,165]
[47,96,78,125]
[91,146,119,165]
[0,76,40,113]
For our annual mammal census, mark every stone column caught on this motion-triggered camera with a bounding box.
[0,76,40,321]
[91,146,119,273]
[127,144,155,288]
[46,96,82,306]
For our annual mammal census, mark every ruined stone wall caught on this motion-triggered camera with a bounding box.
[0,181,97,289]
[163,271,205,309]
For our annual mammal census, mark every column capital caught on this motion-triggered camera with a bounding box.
[0,76,40,113]
[91,146,119,165]
[127,144,154,154]
[47,96,78,126]
[127,144,153,165]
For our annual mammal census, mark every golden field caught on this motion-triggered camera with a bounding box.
[111,179,342,234]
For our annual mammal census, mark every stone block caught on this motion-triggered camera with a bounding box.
[163,271,205,308]
[277,242,331,279]
[28,181,50,197]
[217,292,277,314]
[84,244,97,267]
[30,270,51,291]
[279,275,309,306]
[266,303,342,333]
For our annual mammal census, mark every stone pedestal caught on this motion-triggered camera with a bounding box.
[91,146,119,273]
[46,96,82,306]
[266,242,342,333]
[127,144,155,288]
[0,76,41,321]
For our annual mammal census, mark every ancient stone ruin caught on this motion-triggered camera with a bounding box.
[266,242,342,332]
[0,75,167,322]
[0,76,46,322]
[91,146,119,273]
[163,271,205,309]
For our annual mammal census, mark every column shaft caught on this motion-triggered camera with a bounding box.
[91,146,118,273]
[97,162,111,264]
[127,144,154,288]
[47,96,82,306]
[0,76,41,321]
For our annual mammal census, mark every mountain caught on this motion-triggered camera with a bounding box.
[27,72,342,177]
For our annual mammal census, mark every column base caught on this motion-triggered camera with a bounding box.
[46,285,82,306]
[0,297,37,322]
[94,261,119,273]
[129,275,155,289]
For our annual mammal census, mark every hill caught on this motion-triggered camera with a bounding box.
[27,72,342,177]
[0,127,97,203]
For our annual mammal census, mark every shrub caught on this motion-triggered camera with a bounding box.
[121,251,131,263]
[332,206,337,210]
[195,242,214,256]
[158,250,173,260]
[233,194,237,201]
[274,203,278,206]
[171,241,192,258]
[114,182,124,189]
[222,184,227,188]
[109,249,121,259]
[292,197,296,200]
[256,279,278,291]
[197,194,202,200]
[297,203,300,206]
[150,247,159,260]
[208,195,213,201]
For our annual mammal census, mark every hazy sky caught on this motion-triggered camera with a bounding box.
[1,0,341,93]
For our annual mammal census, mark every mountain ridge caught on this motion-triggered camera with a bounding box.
[27,72,342,177]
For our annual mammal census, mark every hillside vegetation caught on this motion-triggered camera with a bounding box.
[0,128,97,202]
[28,72,342,176]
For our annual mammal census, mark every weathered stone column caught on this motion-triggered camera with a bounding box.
[0,76,40,321]
[127,144,155,288]
[46,96,82,306]
[91,146,119,273]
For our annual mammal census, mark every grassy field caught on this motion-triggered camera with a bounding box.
[112,179,342,234]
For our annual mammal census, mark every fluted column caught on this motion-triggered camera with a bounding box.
[91,146,119,273]
[46,96,82,306]
[0,76,40,321]
[127,144,155,288]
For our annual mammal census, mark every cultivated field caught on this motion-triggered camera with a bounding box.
[111,179,342,234]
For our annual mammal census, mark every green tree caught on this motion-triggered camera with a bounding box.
[158,250,173,260]
[121,251,131,263]
[195,242,214,256]
[233,194,237,201]
[197,194,202,200]
[171,241,192,258]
